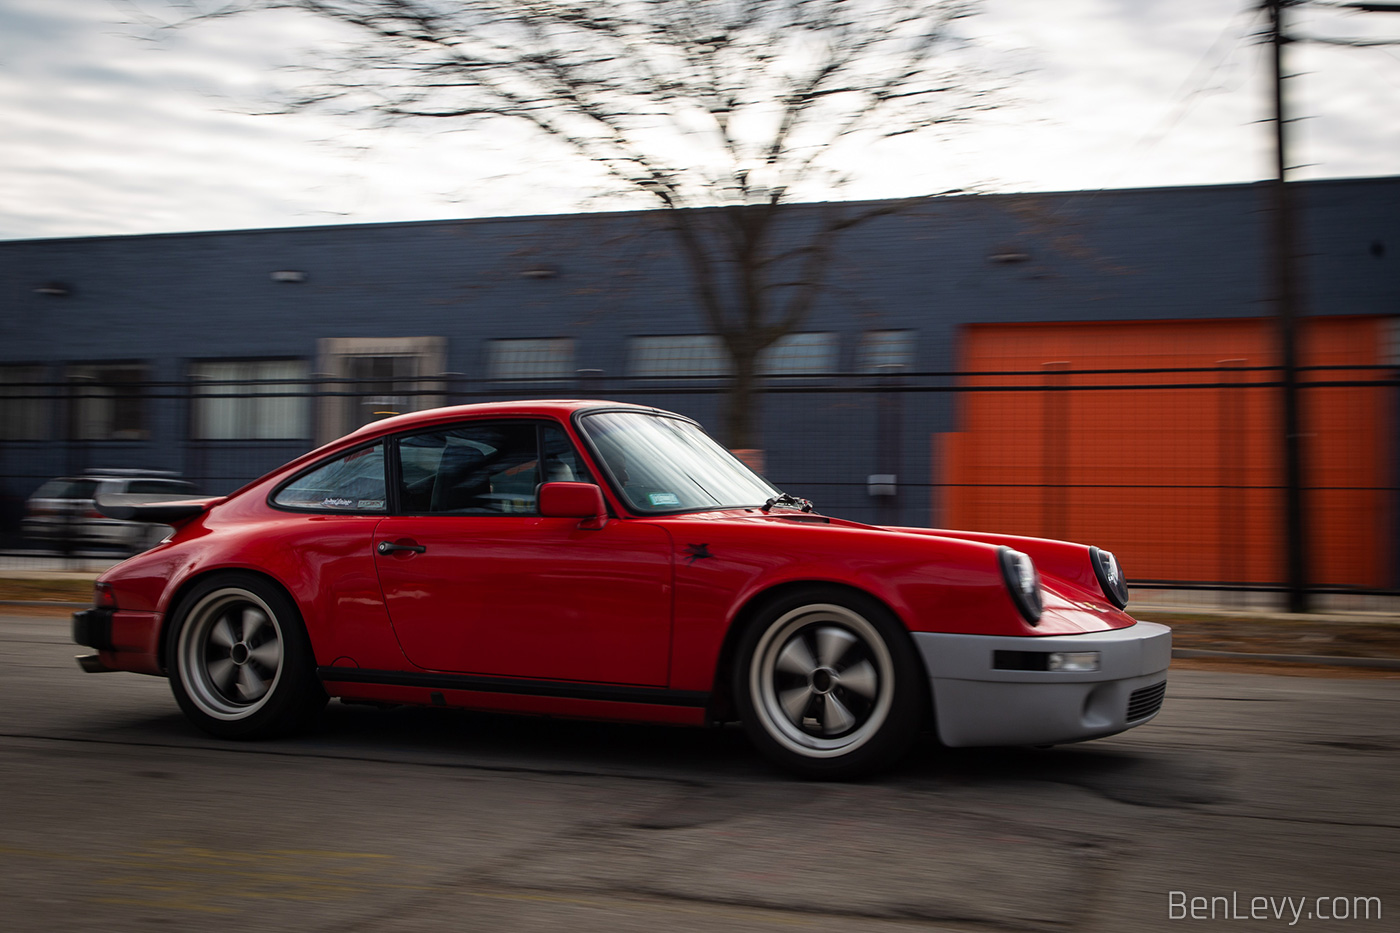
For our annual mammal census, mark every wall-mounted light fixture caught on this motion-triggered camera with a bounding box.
[34,281,72,296]
[868,474,898,496]
[271,270,308,283]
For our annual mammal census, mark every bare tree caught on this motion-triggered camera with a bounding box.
[175,0,997,449]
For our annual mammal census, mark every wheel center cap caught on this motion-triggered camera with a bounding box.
[810,667,836,694]
[230,643,250,665]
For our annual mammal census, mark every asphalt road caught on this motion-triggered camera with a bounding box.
[3,611,1396,933]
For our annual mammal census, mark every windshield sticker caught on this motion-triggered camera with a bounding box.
[357,499,385,510]
[648,492,681,507]
[322,497,354,509]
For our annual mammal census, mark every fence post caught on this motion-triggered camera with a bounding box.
[577,369,606,401]
[874,364,904,526]
[1043,362,1071,541]
[1218,359,1247,606]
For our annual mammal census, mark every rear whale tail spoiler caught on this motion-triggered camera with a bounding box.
[94,494,225,526]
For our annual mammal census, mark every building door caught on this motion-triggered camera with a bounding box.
[942,316,1393,589]
[315,337,447,444]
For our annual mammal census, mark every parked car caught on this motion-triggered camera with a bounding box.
[23,470,198,553]
[72,401,1169,777]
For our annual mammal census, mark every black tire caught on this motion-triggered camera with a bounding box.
[733,587,925,779]
[165,573,327,739]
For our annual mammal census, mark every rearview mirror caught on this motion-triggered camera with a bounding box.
[538,482,608,528]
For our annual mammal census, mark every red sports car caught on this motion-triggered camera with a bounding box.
[73,400,1170,777]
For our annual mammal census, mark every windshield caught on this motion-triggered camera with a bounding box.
[579,410,782,513]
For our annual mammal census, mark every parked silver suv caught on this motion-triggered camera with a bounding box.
[22,470,198,553]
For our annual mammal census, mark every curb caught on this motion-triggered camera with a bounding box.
[0,601,88,609]
[2,600,1394,670]
[1135,605,1400,627]
[1172,647,1400,670]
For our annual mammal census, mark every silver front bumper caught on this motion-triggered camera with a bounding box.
[912,622,1172,747]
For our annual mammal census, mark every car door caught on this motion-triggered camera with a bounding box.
[372,420,673,686]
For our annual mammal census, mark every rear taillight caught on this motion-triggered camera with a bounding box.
[94,582,117,609]
[85,509,103,519]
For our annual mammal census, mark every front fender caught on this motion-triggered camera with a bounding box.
[665,520,1023,693]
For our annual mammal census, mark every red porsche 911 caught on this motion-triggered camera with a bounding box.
[73,400,1169,777]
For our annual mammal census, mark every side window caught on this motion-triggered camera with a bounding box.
[397,421,592,515]
[67,479,100,501]
[273,443,387,512]
[542,423,593,486]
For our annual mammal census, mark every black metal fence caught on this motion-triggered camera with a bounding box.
[2,365,1396,597]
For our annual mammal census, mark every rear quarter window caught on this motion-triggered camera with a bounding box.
[272,443,388,512]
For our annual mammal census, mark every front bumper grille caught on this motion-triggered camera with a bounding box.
[1127,681,1167,722]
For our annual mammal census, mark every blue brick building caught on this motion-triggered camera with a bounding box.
[1,177,1396,548]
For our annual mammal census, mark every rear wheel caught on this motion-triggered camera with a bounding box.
[735,588,925,779]
[166,573,326,738]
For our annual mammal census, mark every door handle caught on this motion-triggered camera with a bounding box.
[377,541,426,555]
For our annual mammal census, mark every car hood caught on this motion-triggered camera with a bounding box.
[655,508,1136,634]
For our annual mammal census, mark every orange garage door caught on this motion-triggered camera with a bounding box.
[940,316,1394,589]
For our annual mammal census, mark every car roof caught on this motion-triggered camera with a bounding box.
[341,399,668,440]
[82,468,184,478]
[42,475,177,486]
[229,400,678,499]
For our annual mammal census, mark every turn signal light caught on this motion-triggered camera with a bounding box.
[1048,651,1101,672]
[94,582,117,609]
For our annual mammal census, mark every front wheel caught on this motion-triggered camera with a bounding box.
[166,573,326,739]
[734,588,925,779]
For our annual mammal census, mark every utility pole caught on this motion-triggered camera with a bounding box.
[1266,0,1400,611]
[1265,0,1309,613]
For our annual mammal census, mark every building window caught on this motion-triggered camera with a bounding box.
[487,338,575,381]
[346,354,422,430]
[628,335,729,377]
[0,365,49,440]
[315,337,448,445]
[760,332,838,376]
[628,333,837,378]
[191,359,310,440]
[67,363,148,440]
[856,330,916,372]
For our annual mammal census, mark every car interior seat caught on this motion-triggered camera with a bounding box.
[430,444,490,512]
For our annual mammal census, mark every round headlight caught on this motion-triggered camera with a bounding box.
[998,547,1043,625]
[1090,546,1129,609]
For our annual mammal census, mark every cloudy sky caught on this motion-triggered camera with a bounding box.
[1,0,1397,241]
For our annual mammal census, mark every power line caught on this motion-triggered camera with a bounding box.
[1119,2,1270,168]
[1047,1,1265,217]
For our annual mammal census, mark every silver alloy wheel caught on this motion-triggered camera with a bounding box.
[176,587,285,721]
[749,603,896,759]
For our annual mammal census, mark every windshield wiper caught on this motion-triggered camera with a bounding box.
[761,493,814,513]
